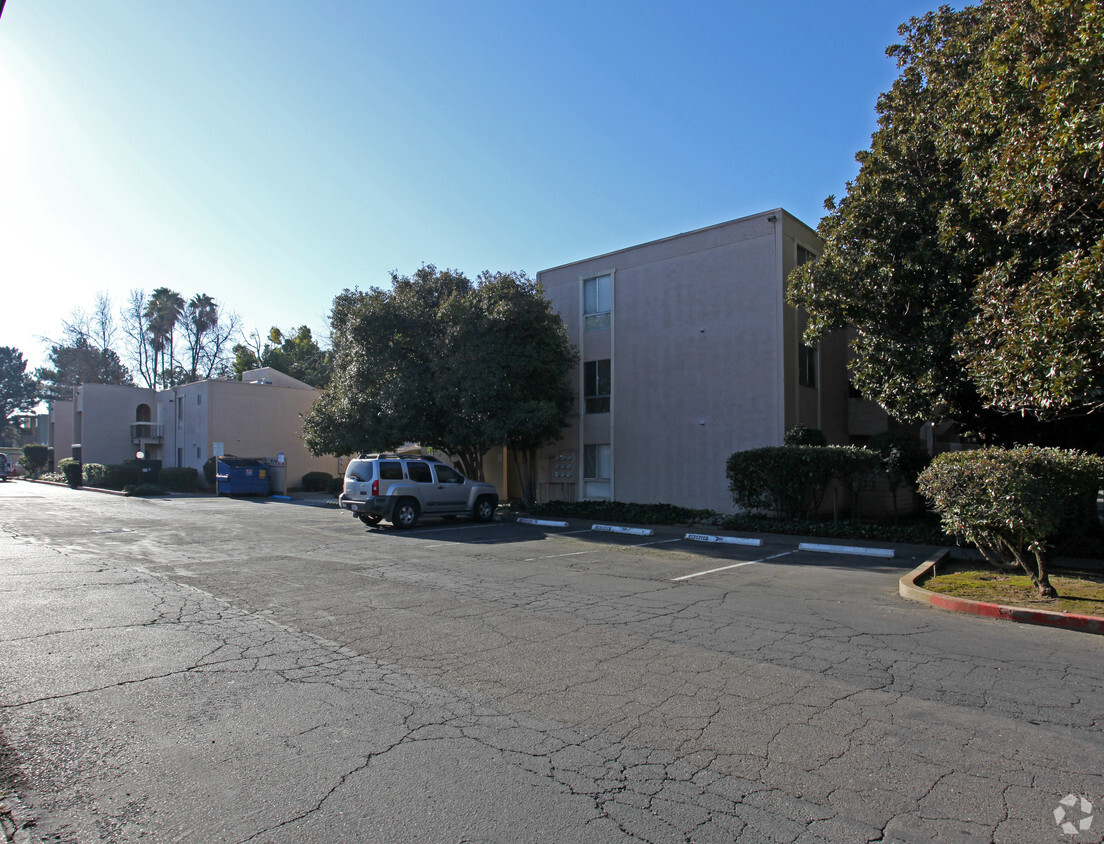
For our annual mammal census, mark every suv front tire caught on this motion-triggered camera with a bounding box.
[472,495,496,523]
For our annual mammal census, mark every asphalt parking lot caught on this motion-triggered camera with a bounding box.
[2,482,1102,843]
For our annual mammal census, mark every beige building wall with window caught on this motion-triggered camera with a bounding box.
[536,209,850,513]
[56,368,341,488]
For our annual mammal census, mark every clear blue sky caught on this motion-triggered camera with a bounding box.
[1,1,943,372]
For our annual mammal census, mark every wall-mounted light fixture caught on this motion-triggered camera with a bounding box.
[766,214,777,222]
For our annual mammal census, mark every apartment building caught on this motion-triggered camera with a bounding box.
[55,368,340,488]
[533,209,859,513]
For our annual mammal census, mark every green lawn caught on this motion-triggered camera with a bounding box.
[925,563,1104,617]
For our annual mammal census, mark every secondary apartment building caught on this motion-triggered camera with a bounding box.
[54,367,341,488]
[533,209,878,514]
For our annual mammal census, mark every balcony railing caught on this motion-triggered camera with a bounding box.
[130,423,164,443]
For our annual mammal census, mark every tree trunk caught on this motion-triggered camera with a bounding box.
[511,447,537,508]
[1007,542,1058,598]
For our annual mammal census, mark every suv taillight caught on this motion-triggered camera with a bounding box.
[371,479,378,496]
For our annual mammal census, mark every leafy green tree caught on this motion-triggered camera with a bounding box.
[0,347,39,430]
[441,271,577,501]
[21,443,49,478]
[233,326,332,388]
[37,295,132,400]
[788,0,1104,444]
[303,266,576,498]
[36,339,131,402]
[918,447,1101,597]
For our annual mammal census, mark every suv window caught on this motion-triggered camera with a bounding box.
[379,461,403,480]
[434,465,463,484]
[345,460,372,482]
[406,461,432,483]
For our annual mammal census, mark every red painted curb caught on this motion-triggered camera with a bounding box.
[900,551,1104,636]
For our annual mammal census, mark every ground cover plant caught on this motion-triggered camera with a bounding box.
[925,560,1104,617]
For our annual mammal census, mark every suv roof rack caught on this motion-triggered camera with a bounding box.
[355,452,443,463]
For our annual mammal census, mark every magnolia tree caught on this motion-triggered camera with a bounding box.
[918,447,1102,598]
[788,0,1104,444]
[303,266,576,505]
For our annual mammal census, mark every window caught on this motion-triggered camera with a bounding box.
[176,399,183,421]
[799,343,818,388]
[197,394,202,406]
[583,274,611,331]
[379,461,403,480]
[434,464,463,484]
[406,461,432,483]
[583,443,611,499]
[584,359,611,413]
[797,244,817,266]
[196,447,201,459]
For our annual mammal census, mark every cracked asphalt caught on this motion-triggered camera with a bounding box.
[1,482,1102,843]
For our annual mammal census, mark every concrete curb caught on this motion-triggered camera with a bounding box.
[900,550,1104,636]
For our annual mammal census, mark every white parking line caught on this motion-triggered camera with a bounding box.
[523,550,594,562]
[672,550,795,581]
[633,538,683,548]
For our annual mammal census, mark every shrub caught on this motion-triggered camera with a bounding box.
[727,446,836,519]
[59,457,82,487]
[328,475,344,496]
[159,467,199,492]
[202,455,219,486]
[104,463,143,490]
[82,463,109,487]
[727,445,885,520]
[918,447,1102,598]
[21,444,49,478]
[301,471,334,492]
[784,425,827,447]
[869,431,930,519]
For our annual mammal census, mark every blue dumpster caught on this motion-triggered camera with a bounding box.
[215,458,270,496]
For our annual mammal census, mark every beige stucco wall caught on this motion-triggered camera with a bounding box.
[72,384,158,467]
[47,399,75,469]
[63,370,340,489]
[536,209,847,514]
[155,370,340,488]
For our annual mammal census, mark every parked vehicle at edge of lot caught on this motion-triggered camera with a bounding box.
[339,453,498,529]
[0,454,12,481]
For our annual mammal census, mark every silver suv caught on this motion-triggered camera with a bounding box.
[339,454,498,528]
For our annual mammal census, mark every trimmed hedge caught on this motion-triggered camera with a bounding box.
[159,467,199,492]
[83,463,109,487]
[59,457,82,487]
[726,445,880,520]
[301,471,334,492]
[104,463,144,490]
[784,425,827,447]
[21,444,49,478]
[918,447,1102,597]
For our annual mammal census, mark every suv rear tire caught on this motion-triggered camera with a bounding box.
[473,495,496,523]
[392,498,420,529]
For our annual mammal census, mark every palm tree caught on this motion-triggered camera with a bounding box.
[144,288,184,388]
[185,293,219,380]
